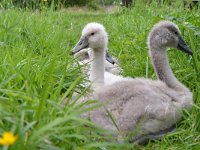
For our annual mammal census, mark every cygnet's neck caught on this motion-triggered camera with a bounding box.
[90,47,105,88]
[150,47,188,92]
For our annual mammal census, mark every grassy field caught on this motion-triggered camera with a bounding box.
[0,1,200,149]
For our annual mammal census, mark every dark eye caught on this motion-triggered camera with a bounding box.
[174,31,178,35]
[91,32,95,35]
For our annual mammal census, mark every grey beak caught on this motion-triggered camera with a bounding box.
[72,36,89,55]
[177,37,193,55]
[106,52,115,64]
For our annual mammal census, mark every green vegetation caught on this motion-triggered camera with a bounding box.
[0,0,113,9]
[0,0,200,149]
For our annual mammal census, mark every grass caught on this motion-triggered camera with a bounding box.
[0,1,200,149]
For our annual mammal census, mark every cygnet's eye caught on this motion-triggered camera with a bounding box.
[91,32,95,36]
[174,31,178,35]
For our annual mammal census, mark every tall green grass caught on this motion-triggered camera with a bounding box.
[0,0,200,149]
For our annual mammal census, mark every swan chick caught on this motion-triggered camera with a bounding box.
[82,20,193,144]
[73,22,125,88]
[73,48,122,75]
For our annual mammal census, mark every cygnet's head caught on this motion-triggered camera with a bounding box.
[73,48,90,61]
[72,22,115,64]
[73,23,108,53]
[148,20,192,55]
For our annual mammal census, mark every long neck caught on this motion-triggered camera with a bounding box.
[150,47,188,92]
[90,48,105,88]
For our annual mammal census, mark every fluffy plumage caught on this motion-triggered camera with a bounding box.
[73,23,125,88]
[82,21,193,143]
[73,48,122,75]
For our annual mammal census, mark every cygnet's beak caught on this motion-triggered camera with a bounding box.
[106,52,115,64]
[177,37,193,55]
[72,36,89,55]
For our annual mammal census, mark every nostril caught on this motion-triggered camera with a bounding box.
[79,42,82,45]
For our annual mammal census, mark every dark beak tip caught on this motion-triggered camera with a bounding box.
[185,48,193,55]
[178,37,193,56]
